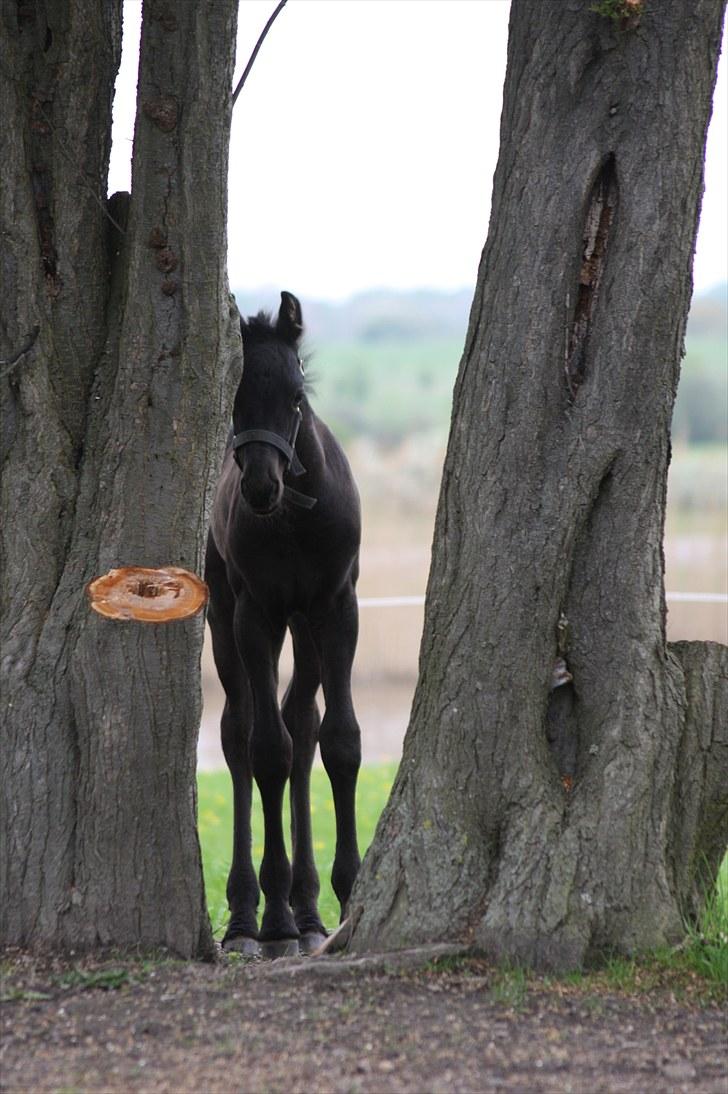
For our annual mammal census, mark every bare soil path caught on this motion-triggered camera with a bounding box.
[2,949,725,1093]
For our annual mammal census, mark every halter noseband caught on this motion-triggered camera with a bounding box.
[232,409,317,510]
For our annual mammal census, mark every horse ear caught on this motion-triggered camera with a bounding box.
[277,291,304,345]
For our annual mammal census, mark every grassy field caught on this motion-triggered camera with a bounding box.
[309,336,462,446]
[198,766,728,985]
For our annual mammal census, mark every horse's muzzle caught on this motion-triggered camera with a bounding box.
[239,476,283,516]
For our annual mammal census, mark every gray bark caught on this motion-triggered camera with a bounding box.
[670,641,728,918]
[1,0,240,957]
[349,0,727,970]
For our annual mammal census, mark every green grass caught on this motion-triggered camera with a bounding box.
[488,964,528,1009]
[198,763,397,938]
[682,854,728,985]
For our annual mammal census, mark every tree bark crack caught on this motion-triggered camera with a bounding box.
[565,154,618,402]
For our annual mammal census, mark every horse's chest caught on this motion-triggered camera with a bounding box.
[235,520,334,599]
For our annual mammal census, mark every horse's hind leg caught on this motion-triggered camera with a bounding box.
[313,583,362,917]
[283,615,326,953]
[205,536,260,955]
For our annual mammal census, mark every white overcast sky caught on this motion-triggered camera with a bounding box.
[109,0,727,301]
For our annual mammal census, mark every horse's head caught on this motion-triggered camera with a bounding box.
[232,291,307,515]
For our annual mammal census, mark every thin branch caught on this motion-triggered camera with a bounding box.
[0,326,40,380]
[233,0,288,107]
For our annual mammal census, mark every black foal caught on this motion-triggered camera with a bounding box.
[205,291,362,956]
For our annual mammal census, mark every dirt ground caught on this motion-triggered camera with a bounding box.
[2,948,726,1094]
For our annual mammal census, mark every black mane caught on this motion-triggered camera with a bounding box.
[241,310,278,344]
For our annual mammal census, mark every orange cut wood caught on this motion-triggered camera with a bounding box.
[87,566,208,623]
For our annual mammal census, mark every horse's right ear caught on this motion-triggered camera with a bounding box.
[276,291,304,346]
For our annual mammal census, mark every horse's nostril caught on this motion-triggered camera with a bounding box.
[240,476,281,515]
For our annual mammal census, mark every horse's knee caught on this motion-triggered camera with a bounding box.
[221,704,251,769]
[250,724,293,787]
[319,713,361,781]
[282,689,320,741]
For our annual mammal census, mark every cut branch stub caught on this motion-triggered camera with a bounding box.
[87,566,208,622]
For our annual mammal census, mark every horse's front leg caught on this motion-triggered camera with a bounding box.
[236,597,299,956]
[219,692,260,954]
[313,583,362,918]
[283,615,326,952]
[206,539,260,955]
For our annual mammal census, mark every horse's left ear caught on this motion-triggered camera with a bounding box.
[277,291,304,345]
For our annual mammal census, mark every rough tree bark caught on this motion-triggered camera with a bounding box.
[1,0,240,957]
[349,0,727,970]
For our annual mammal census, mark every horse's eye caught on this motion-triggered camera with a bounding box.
[293,392,304,408]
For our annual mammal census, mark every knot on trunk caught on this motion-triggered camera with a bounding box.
[142,96,178,132]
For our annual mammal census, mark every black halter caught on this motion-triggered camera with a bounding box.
[232,409,317,510]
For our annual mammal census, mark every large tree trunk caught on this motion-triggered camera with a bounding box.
[349,0,727,971]
[1,0,240,957]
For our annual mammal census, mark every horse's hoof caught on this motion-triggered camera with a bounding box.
[260,937,300,959]
[298,931,328,956]
[222,935,262,959]
[311,916,351,956]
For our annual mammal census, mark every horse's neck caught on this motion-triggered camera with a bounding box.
[294,409,327,478]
